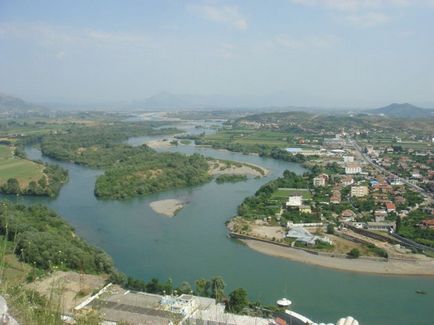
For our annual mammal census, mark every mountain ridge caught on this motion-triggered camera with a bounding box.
[368,103,434,118]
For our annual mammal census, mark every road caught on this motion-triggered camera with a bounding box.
[349,139,432,200]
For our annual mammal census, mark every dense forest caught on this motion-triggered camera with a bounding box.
[0,202,114,274]
[95,150,211,199]
[40,122,179,166]
[38,122,215,199]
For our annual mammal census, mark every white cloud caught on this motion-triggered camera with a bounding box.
[290,0,412,11]
[187,4,248,30]
[0,22,153,47]
[274,34,338,50]
[345,12,390,27]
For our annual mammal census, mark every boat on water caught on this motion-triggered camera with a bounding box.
[416,290,427,295]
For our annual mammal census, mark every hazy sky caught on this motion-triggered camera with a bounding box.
[1,0,434,107]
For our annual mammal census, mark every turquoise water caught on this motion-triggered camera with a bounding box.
[2,140,434,324]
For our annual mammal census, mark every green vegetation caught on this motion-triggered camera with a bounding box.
[0,145,43,184]
[37,122,219,199]
[215,174,248,184]
[201,129,292,147]
[326,224,335,234]
[365,244,388,258]
[0,145,68,197]
[238,170,309,219]
[0,201,115,274]
[227,288,249,313]
[347,248,361,259]
[270,188,311,200]
[398,209,434,247]
[94,151,211,199]
[40,122,180,166]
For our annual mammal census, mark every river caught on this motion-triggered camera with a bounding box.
[2,122,434,324]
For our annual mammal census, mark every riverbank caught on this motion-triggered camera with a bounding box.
[208,160,269,177]
[242,239,434,276]
[147,139,174,148]
[149,199,186,217]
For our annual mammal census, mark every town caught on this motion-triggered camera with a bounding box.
[220,112,434,272]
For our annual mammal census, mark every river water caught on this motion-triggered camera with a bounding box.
[2,122,434,324]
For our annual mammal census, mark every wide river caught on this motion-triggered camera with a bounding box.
[2,122,434,324]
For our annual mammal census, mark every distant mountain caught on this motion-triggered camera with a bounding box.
[131,92,318,111]
[0,93,45,114]
[369,103,434,118]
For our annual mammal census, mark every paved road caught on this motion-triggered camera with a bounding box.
[349,139,432,200]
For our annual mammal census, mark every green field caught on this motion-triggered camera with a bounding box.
[270,188,312,201]
[358,138,432,150]
[203,129,291,147]
[0,145,44,186]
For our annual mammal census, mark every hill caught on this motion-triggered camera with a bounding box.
[0,93,45,115]
[369,103,434,118]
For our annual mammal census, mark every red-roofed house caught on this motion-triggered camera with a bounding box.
[385,202,396,213]
[418,219,434,229]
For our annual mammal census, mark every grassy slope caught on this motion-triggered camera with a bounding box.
[0,145,44,187]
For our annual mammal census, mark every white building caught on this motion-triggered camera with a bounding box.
[313,174,328,187]
[351,186,369,198]
[286,195,303,208]
[343,156,354,163]
[345,163,362,175]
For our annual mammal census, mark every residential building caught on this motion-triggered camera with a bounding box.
[330,190,342,204]
[385,201,396,213]
[372,182,393,193]
[341,175,354,187]
[340,209,356,222]
[343,155,354,163]
[313,174,328,187]
[345,163,362,175]
[417,219,434,229]
[351,186,369,198]
[374,210,387,222]
[286,195,302,208]
[300,205,312,214]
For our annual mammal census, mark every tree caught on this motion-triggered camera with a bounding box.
[209,276,226,302]
[396,215,401,232]
[347,248,360,259]
[2,178,20,194]
[195,278,209,297]
[178,281,192,294]
[227,288,249,313]
[326,224,335,234]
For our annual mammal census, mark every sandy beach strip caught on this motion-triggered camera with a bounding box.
[147,139,174,148]
[149,199,186,217]
[241,239,434,276]
[208,161,269,177]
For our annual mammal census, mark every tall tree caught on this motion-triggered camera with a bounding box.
[227,288,249,313]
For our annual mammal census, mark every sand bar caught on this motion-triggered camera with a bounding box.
[150,199,186,217]
[208,160,269,177]
[242,239,434,276]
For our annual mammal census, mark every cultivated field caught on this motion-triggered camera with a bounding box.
[0,145,44,186]
[203,129,291,147]
[270,188,312,201]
